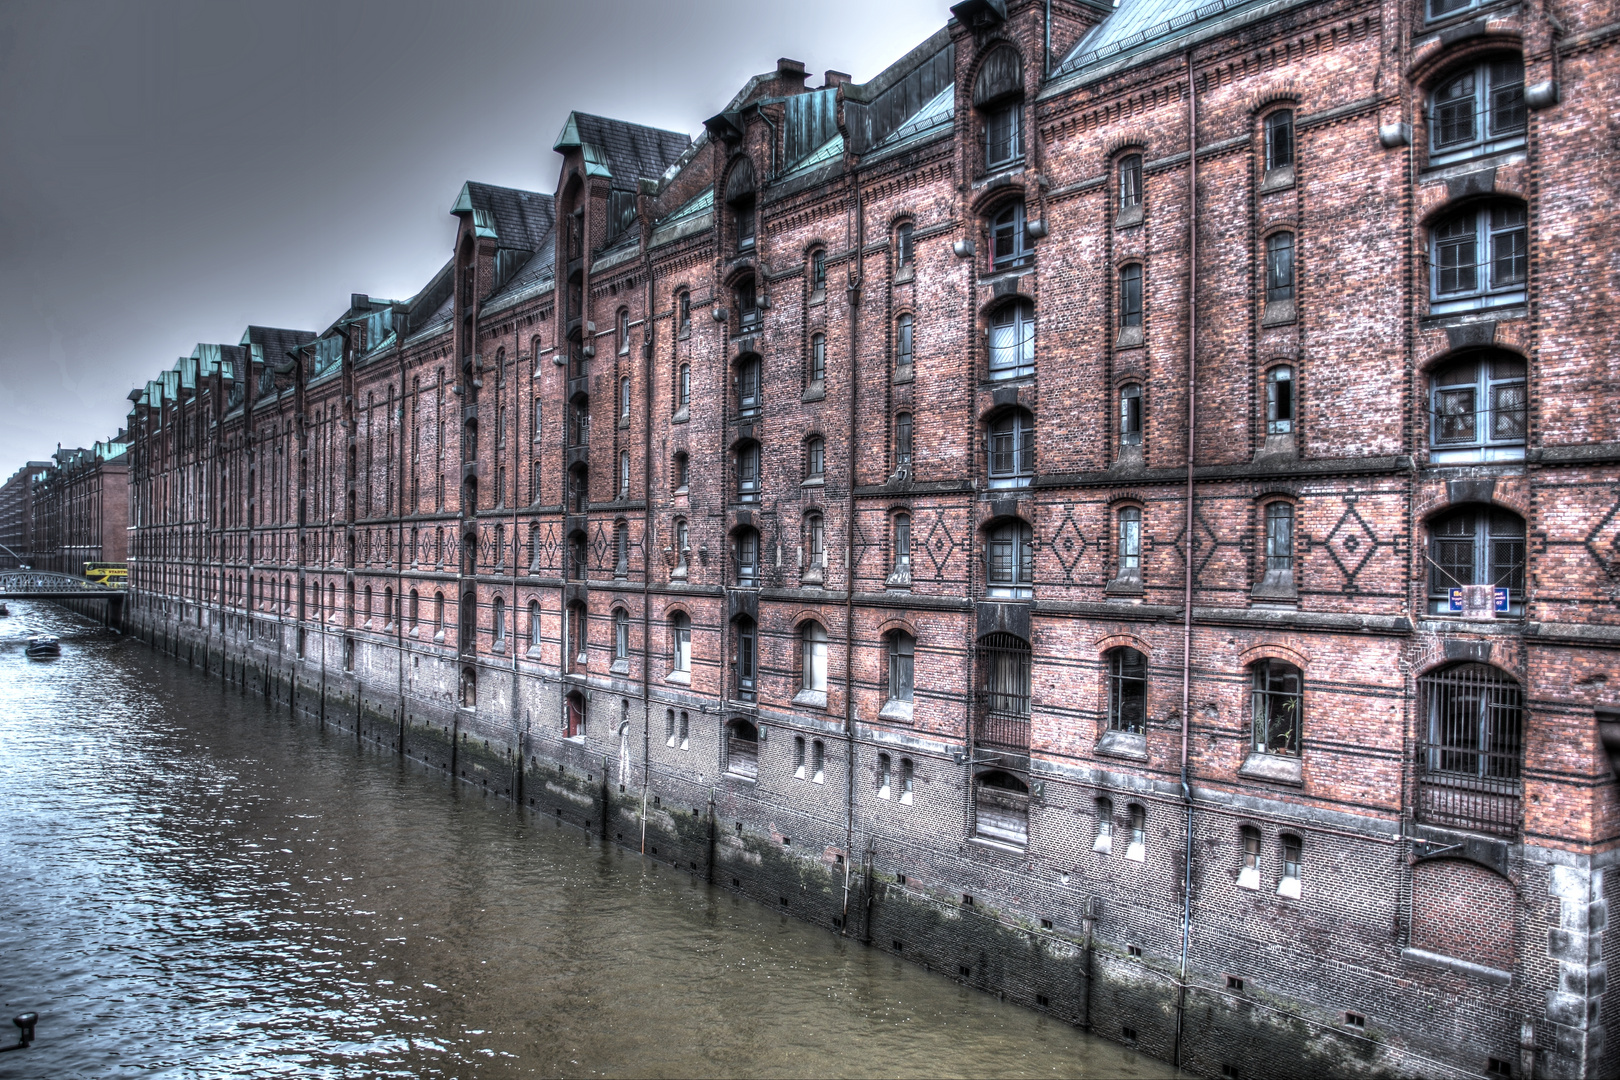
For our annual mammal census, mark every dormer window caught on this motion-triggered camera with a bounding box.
[974,45,1025,172]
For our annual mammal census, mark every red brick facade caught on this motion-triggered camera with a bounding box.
[122,0,1619,1075]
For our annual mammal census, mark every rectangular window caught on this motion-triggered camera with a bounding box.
[1266,367,1294,436]
[985,104,1022,168]
[810,336,826,383]
[794,736,807,778]
[1278,836,1302,898]
[889,634,914,703]
[896,315,914,372]
[900,758,914,804]
[1265,503,1294,574]
[812,740,825,784]
[1118,265,1142,328]
[812,250,826,289]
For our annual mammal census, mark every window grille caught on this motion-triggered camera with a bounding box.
[1430,355,1526,457]
[976,633,1031,751]
[737,443,760,502]
[1418,664,1523,835]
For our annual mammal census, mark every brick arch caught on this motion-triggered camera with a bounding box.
[1094,632,1152,660]
[977,289,1034,321]
[1102,134,1151,160]
[788,608,829,633]
[1406,28,1523,86]
[969,177,1030,218]
[1418,340,1527,374]
[875,616,918,640]
[1414,485,1529,523]
[1417,190,1526,230]
[660,600,693,623]
[1237,641,1310,671]
[1409,857,1518,969]
[1248,87,1302,114]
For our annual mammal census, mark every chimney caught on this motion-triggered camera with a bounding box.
[776,57,808,90]
[823,70,851,88]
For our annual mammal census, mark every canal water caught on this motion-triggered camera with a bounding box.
[0,601,1173,1079]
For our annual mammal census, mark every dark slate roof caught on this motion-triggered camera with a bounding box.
[485,234,556,309]
[1055,0,1276,76]
[452,183,555,251]
[219,343,247,383]
[241,326,317,366]
[554,113,692,190]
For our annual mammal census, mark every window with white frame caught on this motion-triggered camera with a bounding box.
[990,202,1032,270]
[988,299,1034,378]
[801,622,828,698]
[670,612,691,674]
[986,519,1034,598]
[1114,507,1142,586]
[987,408,1034,488]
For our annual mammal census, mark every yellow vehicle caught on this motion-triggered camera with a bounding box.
[83,562,128,587]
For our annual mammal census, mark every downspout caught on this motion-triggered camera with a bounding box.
[398,331,408,754]
[1173,49,1199,1073]
[840,154,864,934]
[640,202,656,855]
[1044,0,1052,79]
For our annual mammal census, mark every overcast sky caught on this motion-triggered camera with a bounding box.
[0,0,944,475]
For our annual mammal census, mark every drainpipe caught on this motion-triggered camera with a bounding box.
[640,205,656,854]
[1173,49,1199,1073]
[840,157,864,934]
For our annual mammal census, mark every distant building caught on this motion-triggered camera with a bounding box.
[31,442,128,574]
[0,461,52,567]
[122,0,1619,1077]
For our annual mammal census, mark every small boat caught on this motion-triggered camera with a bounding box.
[0,603,9,616]
[25,635,60,659]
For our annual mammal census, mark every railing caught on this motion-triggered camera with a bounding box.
[975,633,1031,752]
[1416,663,1523,836]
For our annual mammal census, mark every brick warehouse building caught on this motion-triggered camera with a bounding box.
[30,441,129,575]
[116,0,1620,1074]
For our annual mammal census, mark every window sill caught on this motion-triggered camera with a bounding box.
[801,569,825,587]
[894,265,914,284]
[879,699,914,723]
[1424,136,1527,172]
[1239,751,1303,786]
[802,382,825,403]
[665,670,691,685]
[1277,876,1301,900]
[1125,842,1145,863]
[1237,867,1260,890]
[1251,572,1297,601]
[801,476,825,488]
[433,631,446,644]
[1259,165,1294,194]
[491,641,507,654]
[1095,730,1147,760]
[808,288,826,307]
[793,689,828,710]
[1115,325,1143,349]
[1261,299,1296,327]
[671,406,689,425]
[1427,444,1525,464]
[892,365,913,385]
[670,566,688,582]
[1114,204,1143,230]
[1429,290,1526,317]
[969,833,1027,855]
[610,659,630,675]
[885,565,912,590]
[1105,575,1143,596]
[1093,836,1112,855]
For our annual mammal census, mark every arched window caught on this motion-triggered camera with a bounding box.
[672,518,690,578]
[1118,153,1143,219]
[894,413,914,477]
[617,309,630,355]
[990,202,1032,269]
[735,277,759,334]
[569,466,588,513]
[673,452,690,492]
[1430,354,1527,464]
[678,290,691,337]
[458,589,475,653]
[613,607,630,661]
[1114,508,1142,586]
[1238,826,1262,889]
[986,519,1034,597]
[974,770,1029,847]
[1266,366,1295,436]
[736,441,761,502]
[1430,202,1527,313]
[1107,647,1147,733]
[1418,663,1524,835]
[734,528,759,587]
[677,364,691,410]
[726,157,757,252]
[1429,57,1525,162]
[888,631,915,705]
[492,595,506,648]
[736,355,761,415]
[409,589,420,631]
[804,513,825,582]
[988,299,1034,378]
[570,400,589,448]
[729,722,758,780]
[364,584,373,625]
[1264,231,1295,320]
[1428,505,1525,615]
[987,408,1035,487]
[568,531,587,581]
[810,247,827,292]
[1251,659,1303,755]
[566,602,588,671]
[619,450,631,498]
[614,520,629,576]
[669,612,691,674]
[975,44,1024,170]
[433,591,445,640]
[733,619,757,700]
[800,622,828,697]
[1118,264,1143,332]
[460,665,477,709]
[1256,501,1295,597]
[620,375,631,419]
[890,513,911,580]
[809,333,826,385]
[1264,109,1295,175]
[1119,383,1143,449]
[878,752,893,797]
[527,599,540,654]
[895,222,915,270]
[1126,804,1147,861]
[895,313,915,380]
[976,632,1031,751]
[805,436,825,481]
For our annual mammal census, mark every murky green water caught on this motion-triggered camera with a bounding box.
[0,601,1174,1078]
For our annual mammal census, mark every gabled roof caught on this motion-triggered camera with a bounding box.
[451,183,555,251]
[553,112,692,189]
[239,326,317,368]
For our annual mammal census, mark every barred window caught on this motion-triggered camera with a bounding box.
[736,356,761,413]
[1251,659,1302,755]
[1265,502,1294,574]
[984,104,1023,169]
[677,364,691,409]
[1418,663,1524,836]
[1430,354,1526,460]
[895,413,913,468]
[736,441,760,502]
[1428,506,1525,615]
[976,632,1031,752]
